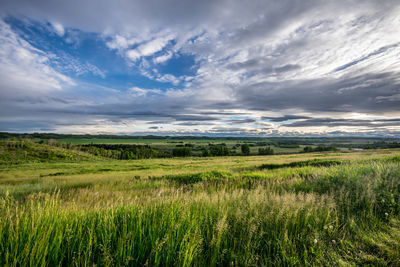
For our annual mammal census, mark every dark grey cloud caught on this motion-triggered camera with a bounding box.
[284,118,400,128]
[0,0,314,34]
[226,58,265,71]
[148,120,170,124]
[210,127,255,134]
[175,122,216,126]
[228,119,256,124]
[262,115,310,122]
[173,115,219,121]
[0,120,56,132]
[275,64,301,73]
[236,72,400,113]
[198,111,248,116]
[226,61,301,76]
[12,96,73,105]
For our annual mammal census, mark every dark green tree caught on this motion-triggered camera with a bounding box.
[202,148,210,157]
[241,144,250,156]
[209,145,230,156]
[258,146,274,155]
[172,147,192,157]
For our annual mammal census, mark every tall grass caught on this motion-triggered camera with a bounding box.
[0,190,336,266]
[0,155,399,266]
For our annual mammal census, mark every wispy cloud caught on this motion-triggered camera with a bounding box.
[0,19,75,97]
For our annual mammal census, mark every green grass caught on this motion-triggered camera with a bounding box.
[1,142,400,266]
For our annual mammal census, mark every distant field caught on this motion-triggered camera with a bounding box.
[58,138,178,144]
[1,140,400,266]
[57,138,248,145]
[56,138,304,154]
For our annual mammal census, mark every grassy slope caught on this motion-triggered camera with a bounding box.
[0,140,99,164]
[0,143,400,266]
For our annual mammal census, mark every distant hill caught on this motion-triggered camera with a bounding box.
[1,131,399,143]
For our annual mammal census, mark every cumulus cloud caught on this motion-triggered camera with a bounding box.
[153,51,172,64]
[120,35,174,62]
[106,35,138,50]
[51,21,64,36]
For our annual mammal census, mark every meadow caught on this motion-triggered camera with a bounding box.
[1,139,400,266]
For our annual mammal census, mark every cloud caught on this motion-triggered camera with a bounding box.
[125,36,173,61]
[51,52,106,78]
[175,122,215,126]
[0,0,400,135]
[153,51,172,64]
[283,118,400,128]
[228,119,256,124]
[334,43,400,72]
[275,64,301,73]
[0,19,74,99]
[125,49,141,61]
[106,35,138,50]
[262,115,310,122]
[138,37,171,57]
[174,115,219,121]
[128,87,162,96]
[235,72,400,114]
[51,21,64,36]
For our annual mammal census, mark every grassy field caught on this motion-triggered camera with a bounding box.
[1,141,400,266]
[56,137,318,155]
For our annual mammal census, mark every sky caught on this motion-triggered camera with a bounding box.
[0,0,400,136]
